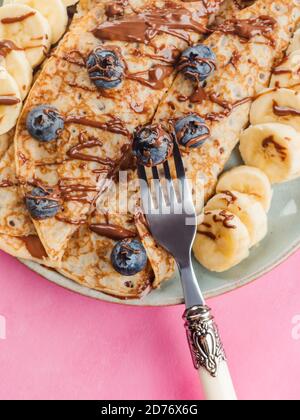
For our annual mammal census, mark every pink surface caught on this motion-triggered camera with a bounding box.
[0,249,299,400]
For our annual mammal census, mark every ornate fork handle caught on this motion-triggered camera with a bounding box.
[183,305,237,400]
[183,305,226,376]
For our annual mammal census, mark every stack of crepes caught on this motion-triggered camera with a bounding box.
[0,0,299,299]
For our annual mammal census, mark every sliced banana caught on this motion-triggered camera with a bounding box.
[3,0,68,45]
[0,66,22,136]
[250,88,300,132]
[205,191,268,247]
[240,123,300,184]
[63,0,78,6]
[0,4,52,68]
[270,50,300,89]
[216,166,273,212]
[287,28,300,54]
[0,41,32,99]
[193,210,250,273]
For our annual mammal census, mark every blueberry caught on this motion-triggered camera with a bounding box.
[175,114,210,148]
[25,187,60,220]
[111,239,148,276]
[86,48,125,89]
[178,45,216,82]
[26,105,64,142]
[132,125,173,167]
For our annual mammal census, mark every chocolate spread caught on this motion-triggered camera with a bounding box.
[20,235,47,259]
[0,96,21,105]
[262,135,287,161]
[93,6,207,46]
[213,15,276,45]
[0,40,22,57]
[273,101,300,117]
[127,64,174,90]
[65,115,129,137]
[1,11,36,24]
[90,223,136,240]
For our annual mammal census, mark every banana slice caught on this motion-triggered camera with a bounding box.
[216,166,272,212]
[240,123,300,184]
[63,0,78,6]
[250,88,300,132]
[205,191,268,247]
[3,0,68,44]
[193,210,250,272]
[270,51,300,89]
[0,66,22,136]
[0,4,51,68]
[287,28,300,54]
[0,41,32,99]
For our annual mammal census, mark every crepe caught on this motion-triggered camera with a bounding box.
[154,0,300,205]
[56,168,176,294]
[0,129,14,160]
[14,0,223,263]
[58,171,176,297]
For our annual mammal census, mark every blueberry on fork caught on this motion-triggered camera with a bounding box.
[26,105,64,142]
[178,44,216,83]
[86,48,125,89]
[111,239,148,276]
[25,187,60,220]
[175,114,210,148]
[132,124,174,167]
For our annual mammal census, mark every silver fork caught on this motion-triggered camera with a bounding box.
[138,140,237,401]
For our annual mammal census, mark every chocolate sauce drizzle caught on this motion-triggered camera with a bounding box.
[105,1,127,19]
[127,64,174,90]
[90,223,136,240]
[212,15,277,46]
[1,11,36,24]
[0,40,22,57]
[198,230,216,240]
[0,96,21,106]
[212,210,237,229]
[0,179,15,188]
[20,235,47,259]
[65,115,130,137]
[273,101,300,117]
[66,133,114,169]
[93,5,208,46]
[262,135,287,161]
[179,86,252,121]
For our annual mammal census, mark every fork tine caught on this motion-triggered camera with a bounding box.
[152,166,165,211]
[172,140,186,202]
[137,163,147,185]
[172,139,195,206]
[172,139,186,180]
[151,165,160,180]
[137,164,155,214]
[163,160,177,206]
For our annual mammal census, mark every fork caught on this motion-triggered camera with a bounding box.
[137,139,237,401]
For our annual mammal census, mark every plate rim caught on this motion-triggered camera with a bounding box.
[18,235,300,307]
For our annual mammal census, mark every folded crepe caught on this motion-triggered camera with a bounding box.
[3,0,300,299]
[154,0,300,203]
[14,0,223,262]
[58,172,175,297]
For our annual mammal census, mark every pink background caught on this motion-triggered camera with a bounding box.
[0,249,299,400]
